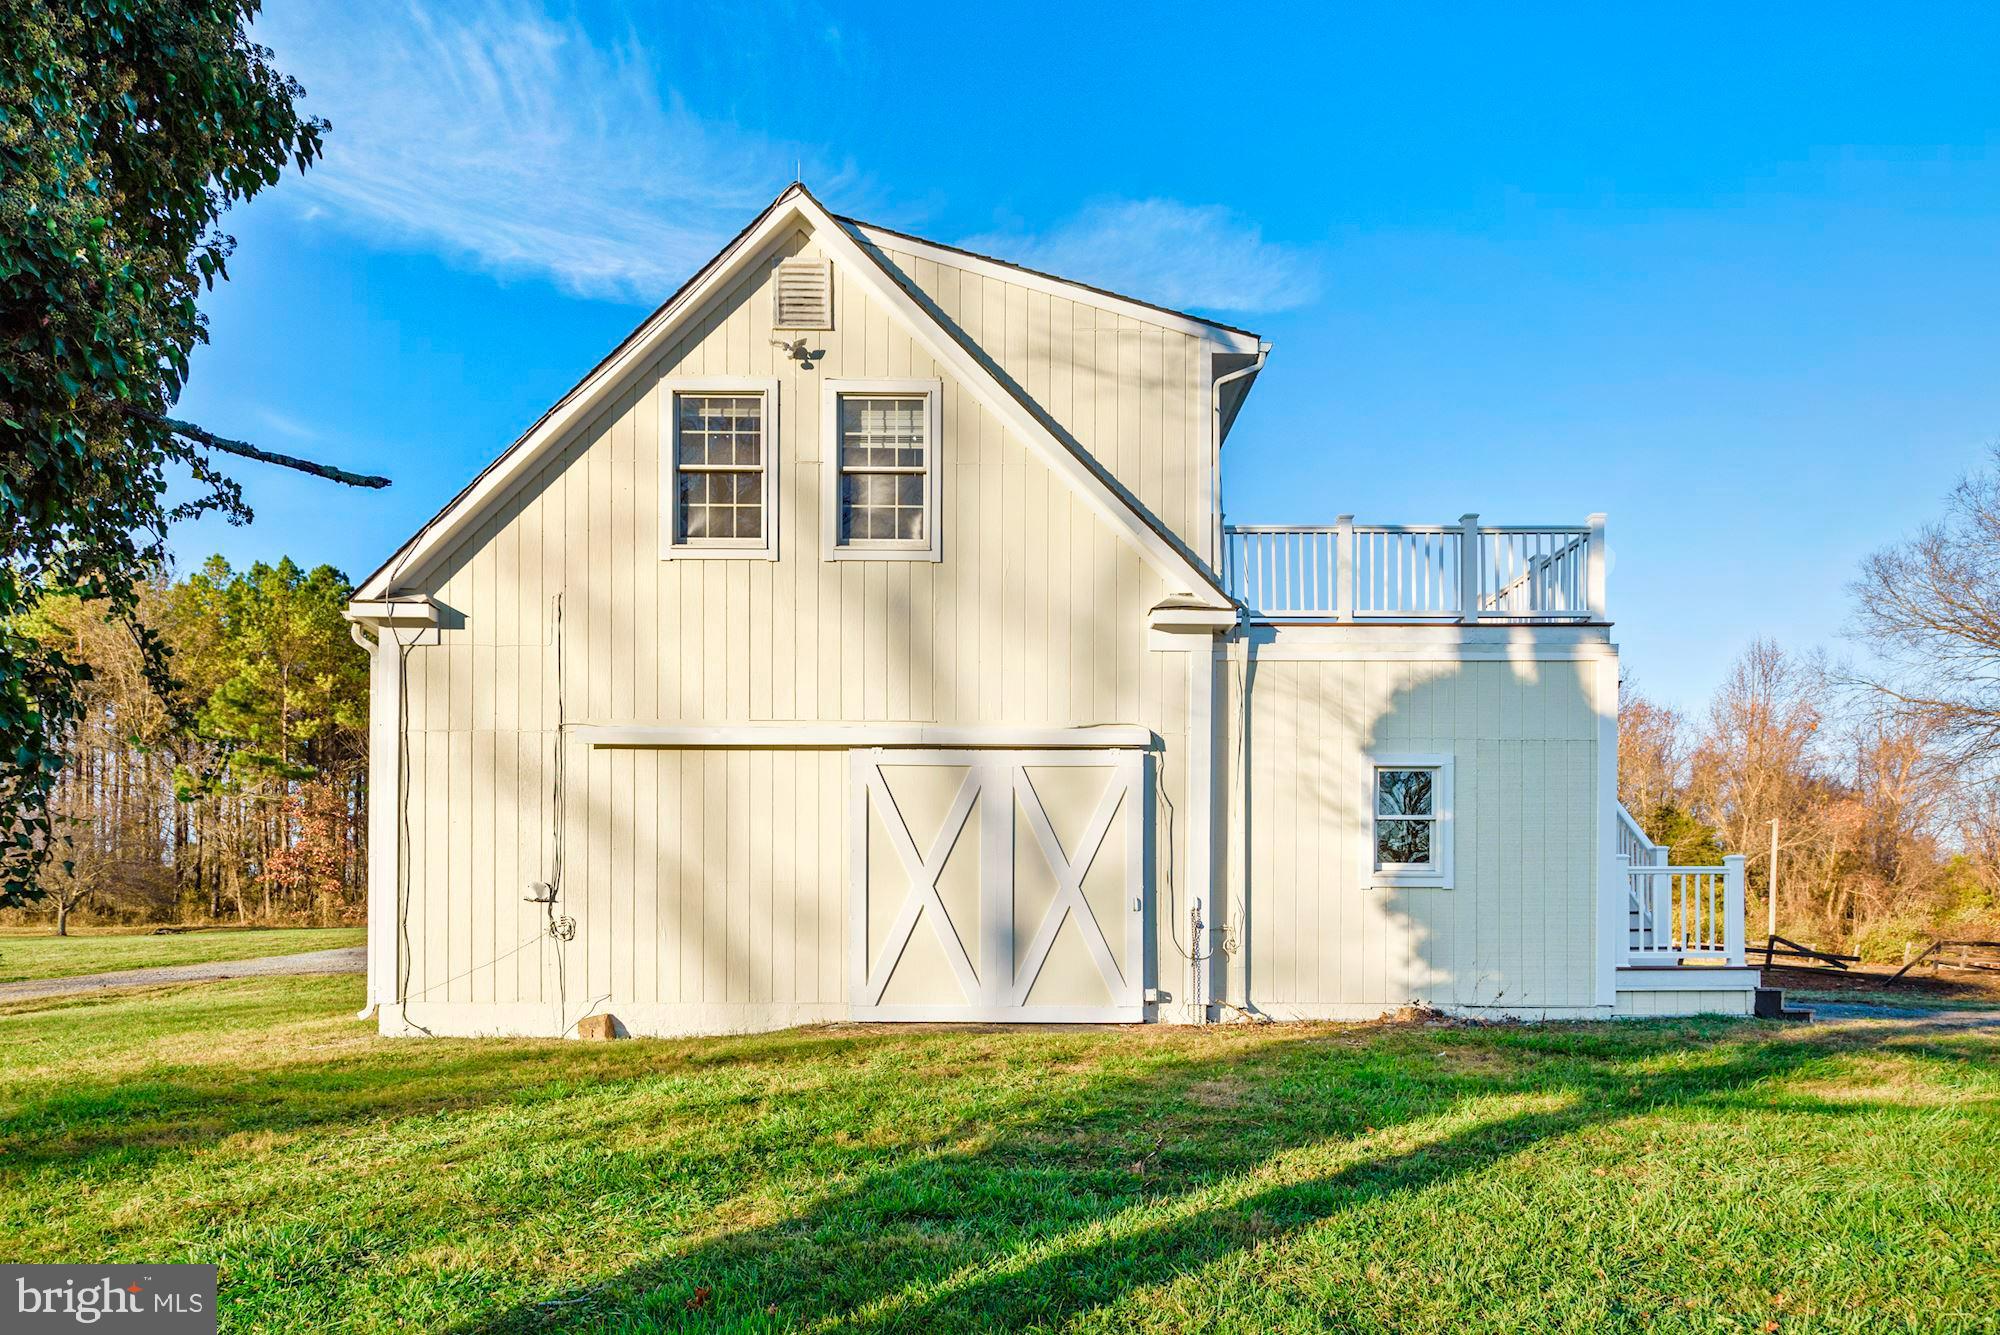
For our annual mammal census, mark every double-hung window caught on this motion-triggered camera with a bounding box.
[662,379,778,559]
[1367,754,1454,888]
[822,379,942,560]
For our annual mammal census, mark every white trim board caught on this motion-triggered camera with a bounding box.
[345,599,439,627]
[1244,1002,1616,1023]
[573,724,1157,749]
[379,1000,851,1039]
[1595,655,1623,1008]
[1232,624,1617,662]
[1232,644,1620,663]
[356,184,1230,607]
[855,1004,1147,1023]
[1613,966,1762,993]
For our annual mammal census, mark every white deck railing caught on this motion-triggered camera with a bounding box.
[1223,513,1606,621]
[1621,858,1746,965]
[1619,802,1667,954]
[1615,801,1658,870]
[1615,804,1746,966]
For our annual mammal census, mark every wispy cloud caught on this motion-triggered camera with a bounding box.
[253,407,319,441]
[962,200,1321,316]
[251,5,1305,317]
[255,2,843,302]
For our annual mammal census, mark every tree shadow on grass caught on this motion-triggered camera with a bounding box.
[0,1000,908,1177]
[456,1017,1965,1334]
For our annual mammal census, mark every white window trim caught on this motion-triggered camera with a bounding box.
[1365,752,1455,889]
[660,377,780,561]
[821,378,943,562]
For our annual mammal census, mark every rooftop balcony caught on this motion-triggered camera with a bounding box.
[1222,513,1607,623]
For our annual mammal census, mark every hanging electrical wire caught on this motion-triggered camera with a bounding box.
[544,591,576,1035]
[397,932,546,1004]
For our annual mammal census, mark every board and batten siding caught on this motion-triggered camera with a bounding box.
[864,237,1221,570]
[1222,651,1608,1019]
[377,227,1199,1034]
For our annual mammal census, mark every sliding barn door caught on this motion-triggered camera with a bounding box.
[849,749,1145,1023]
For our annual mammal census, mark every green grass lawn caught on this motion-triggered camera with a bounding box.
[0,926,364,983]
[3,979,1995,1333]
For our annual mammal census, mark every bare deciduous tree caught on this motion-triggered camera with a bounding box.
[1687,640,1829,865]
[1617,679,1688,820]
[1851,446,2000,765]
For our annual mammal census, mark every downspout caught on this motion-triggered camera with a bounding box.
[1209,343,1267,1020]
[347,620,381,1020]
[1224,603,1254,1017]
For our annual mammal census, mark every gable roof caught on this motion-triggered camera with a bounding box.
[355,184,1235,606]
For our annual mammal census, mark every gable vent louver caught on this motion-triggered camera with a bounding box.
[773,257,833,330]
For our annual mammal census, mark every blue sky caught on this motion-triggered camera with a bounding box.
[173,1,2000,711]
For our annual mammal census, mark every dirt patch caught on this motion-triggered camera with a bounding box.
[1378,1004,1454,1025]
[1432,1047,1518,1076]
[1183,1076,1248,1108]
[1765,962,2000,1005]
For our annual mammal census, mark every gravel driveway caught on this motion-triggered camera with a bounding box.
[1803,1001,2000,1027]
[0,945,365,1004]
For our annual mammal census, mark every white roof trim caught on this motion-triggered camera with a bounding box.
[848,222,1265,352]
[358,186,1228,607]
[1148,604,1237,631]
[344,598,439,627]
[575,723,1155,749]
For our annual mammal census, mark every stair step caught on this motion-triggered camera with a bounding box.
[1754,986,1813,1023]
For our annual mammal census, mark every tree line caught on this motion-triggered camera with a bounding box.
[8,558,367,931]
[1,2,357,914]
[1622,449,2000,960]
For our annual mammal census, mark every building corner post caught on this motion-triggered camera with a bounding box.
[1594,648,1622,1008]
[361,622,405,1028]
[1183,634,1219,1022]
[1586,512,1609,621]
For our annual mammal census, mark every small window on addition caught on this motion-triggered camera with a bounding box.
[822,379,942,561]
[661,380,779,560]
[1368,754,1454,888]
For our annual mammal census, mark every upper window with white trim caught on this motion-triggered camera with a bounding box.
[822,379,941,560]
[1368,754,1454,888]
[662,380,778,559]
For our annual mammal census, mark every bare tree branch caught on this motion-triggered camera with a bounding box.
[126,408,392,489]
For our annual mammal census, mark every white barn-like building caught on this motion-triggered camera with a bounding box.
[346,185,1758,1037]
